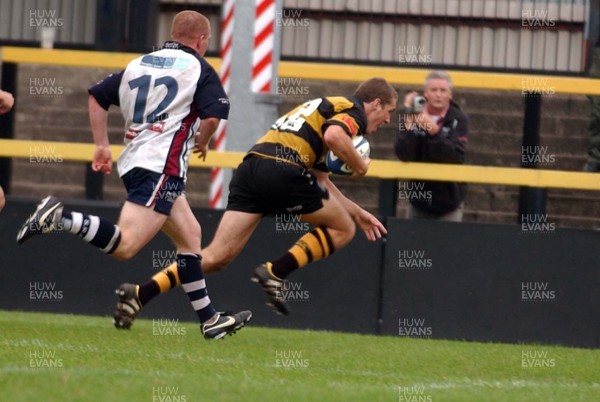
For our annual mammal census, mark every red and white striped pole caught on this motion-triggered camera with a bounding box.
[251,0,276,93]
[209,0,235,209]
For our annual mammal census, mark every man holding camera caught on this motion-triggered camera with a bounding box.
[395,70,469,222]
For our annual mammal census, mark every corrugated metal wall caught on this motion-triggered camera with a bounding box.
[278,0,587,72]
[0,0,96,45]
[0,0,589,73]
[158,0,588,73]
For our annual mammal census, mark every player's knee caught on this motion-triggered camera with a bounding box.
[0,195,5,211]
[328,221,355,250]
[203,249,234,273]
[111,250,134,261]
[111,248,136,261]
[110,239,139,261]
[209,259,228,273]
[214,252,236,271]
[180,222,201,251]
[190,220,201,240]
[340,222,356,247]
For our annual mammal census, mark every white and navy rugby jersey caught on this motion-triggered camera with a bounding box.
[89,41,229,179]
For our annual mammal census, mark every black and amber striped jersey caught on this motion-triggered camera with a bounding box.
[247,96,367,170]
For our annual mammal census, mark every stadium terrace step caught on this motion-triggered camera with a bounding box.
[12,160,85,183]
[463,209,517,224]
[464,185,519,212]
[539,136,589,153]
[541,116,589,137]
[11,181,85,199]
[468,132,523,153]
[546,191,600,217]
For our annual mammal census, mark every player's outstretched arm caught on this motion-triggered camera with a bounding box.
[313,170,386,241]
[88,95,112,174]
[193,117,220,161]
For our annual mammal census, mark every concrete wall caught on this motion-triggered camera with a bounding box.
[1,199,597,348]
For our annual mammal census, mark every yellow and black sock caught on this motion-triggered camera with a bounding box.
[271,227,335,279]
[137,262,180,306]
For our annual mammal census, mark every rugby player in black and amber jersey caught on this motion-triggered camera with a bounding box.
[249,96,368,173]
[113,78,397,324]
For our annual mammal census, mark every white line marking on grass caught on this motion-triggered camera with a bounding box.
[402,379,600,390]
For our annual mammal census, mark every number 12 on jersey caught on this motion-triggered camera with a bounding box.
[128,74,179,124]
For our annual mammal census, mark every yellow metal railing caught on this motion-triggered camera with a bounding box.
[2,139,599,191]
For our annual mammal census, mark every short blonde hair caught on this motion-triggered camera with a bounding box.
[170,11,210,42]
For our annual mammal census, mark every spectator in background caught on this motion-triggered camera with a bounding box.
[584,0,600,172]
[0,89,14,114]
[0,89,15,211]
[395,70,469,222]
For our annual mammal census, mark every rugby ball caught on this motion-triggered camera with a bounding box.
[326,135,370,176]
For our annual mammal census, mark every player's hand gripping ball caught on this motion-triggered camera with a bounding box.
[326,135,370,176]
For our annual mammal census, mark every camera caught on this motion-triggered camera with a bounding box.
[412,96,426,113]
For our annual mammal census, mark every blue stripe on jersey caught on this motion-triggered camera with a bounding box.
[140,55,176,69]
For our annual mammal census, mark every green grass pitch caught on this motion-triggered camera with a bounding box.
[0,310,597,401]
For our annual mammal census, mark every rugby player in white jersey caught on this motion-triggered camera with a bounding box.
[16,11,251,340]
